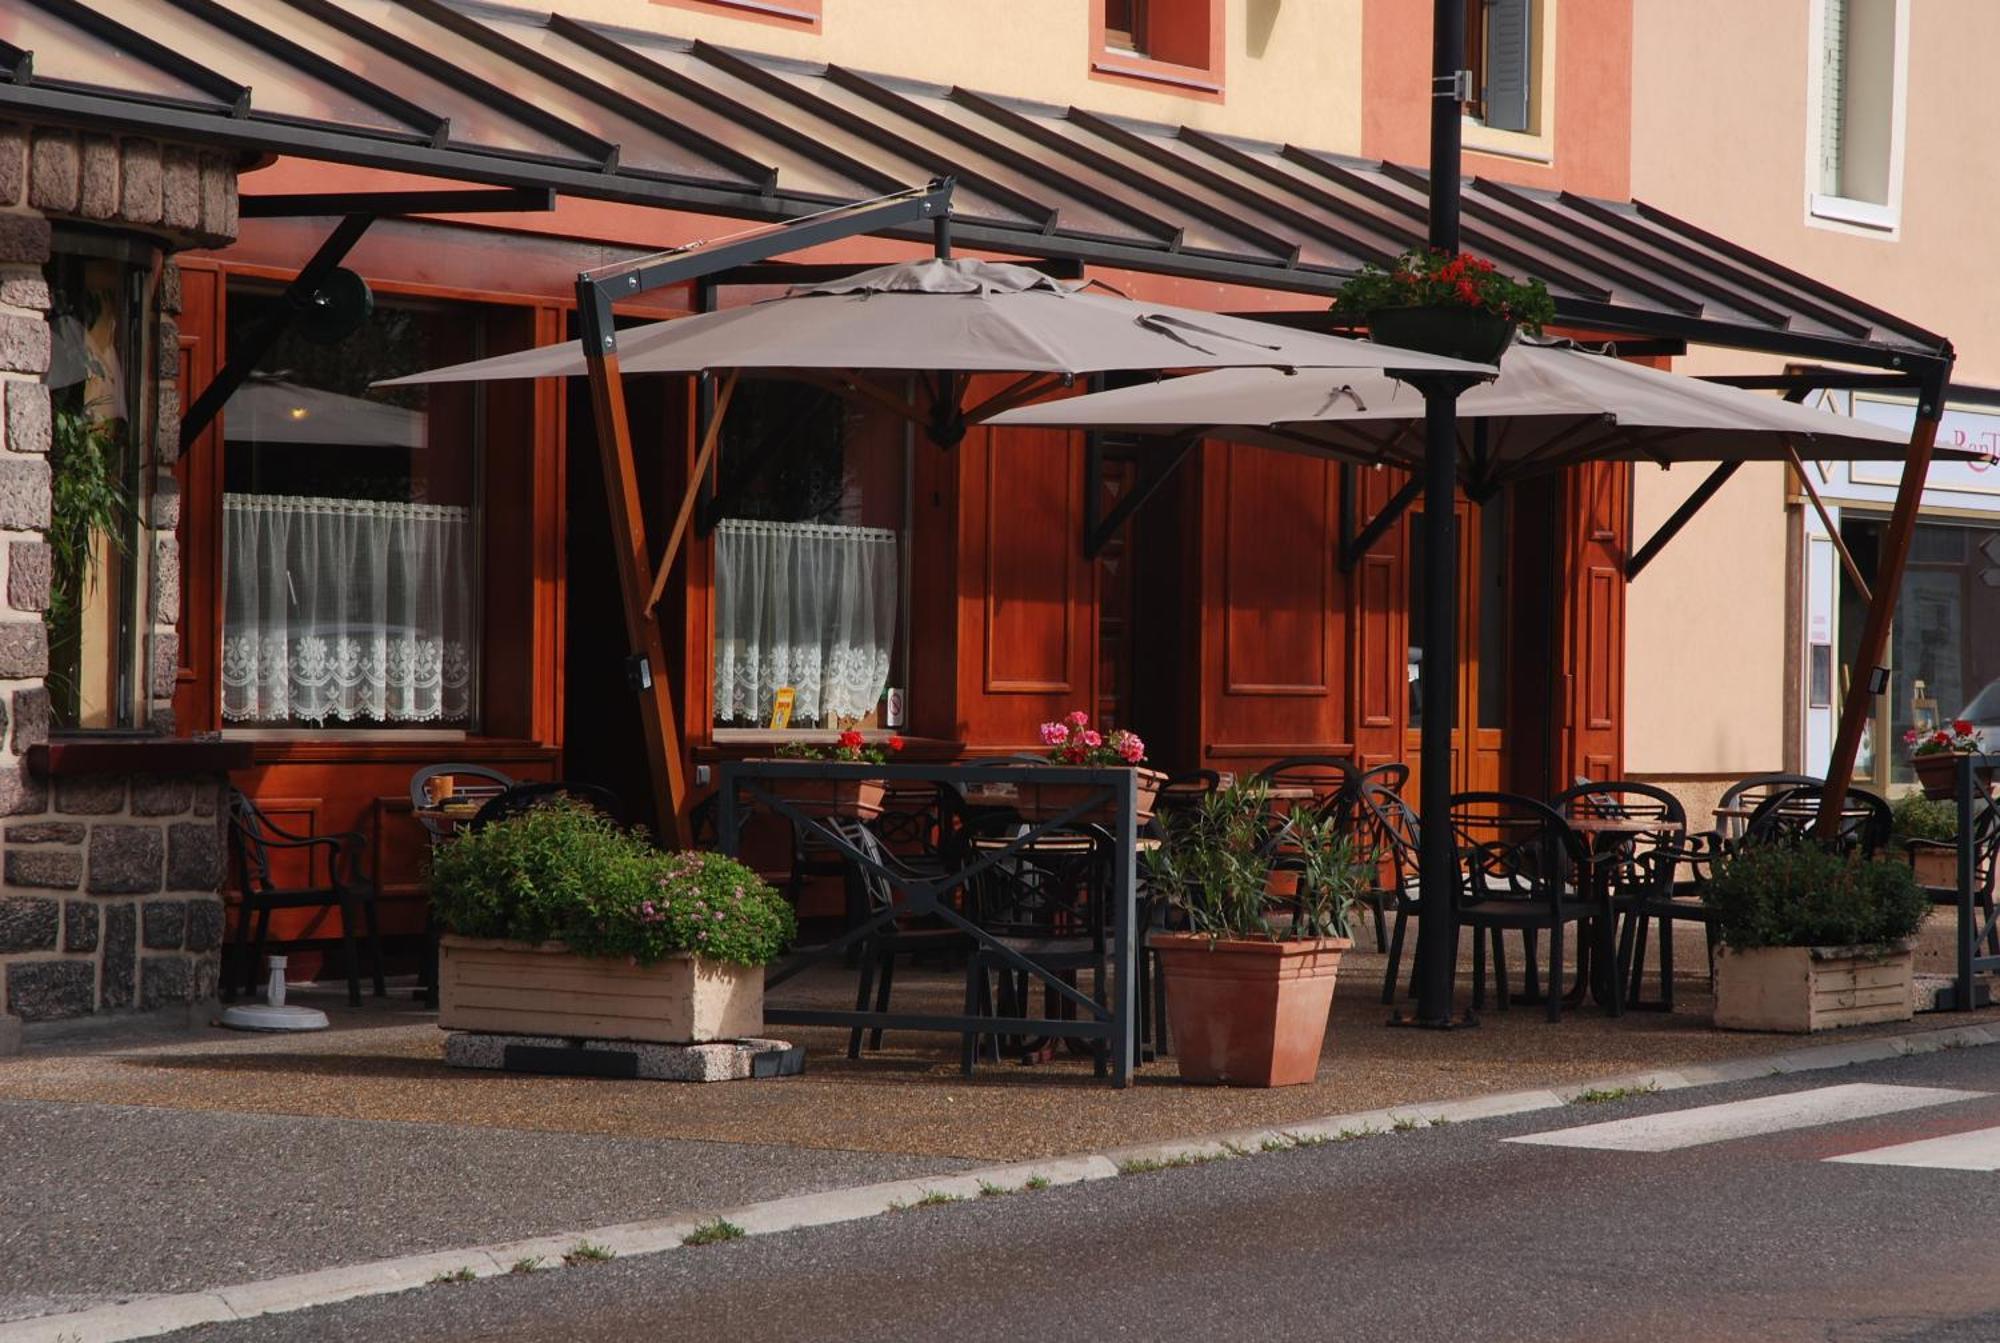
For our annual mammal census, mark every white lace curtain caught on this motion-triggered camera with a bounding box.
[713,519,897,726]
[222,494,476,725]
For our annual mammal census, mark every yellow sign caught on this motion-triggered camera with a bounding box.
[769,687,795,731]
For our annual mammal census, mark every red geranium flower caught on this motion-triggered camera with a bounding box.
[838,729,864,750]
[1954,719,1975,736]
[887,735,906,752]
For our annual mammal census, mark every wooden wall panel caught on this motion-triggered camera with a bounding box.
[1349,466,1411,773]
[1561,461,1630,784]
[171,264,221,734]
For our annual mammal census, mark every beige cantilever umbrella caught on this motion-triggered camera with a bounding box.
[380,258,1493,443]
[985,339,1961,490]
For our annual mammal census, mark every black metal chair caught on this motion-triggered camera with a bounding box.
[1252,755,1360,815]
[1715,772,1824,844]
[1741,783,1892,857]
[826,817,971,1059]
[468,780,626,830]
[226,790,386,1008]
[1550,780,1690,1012]
[407,763,516,843]
[1448,791,1593,1022]
[1356,781,1423,1003]
[960,815,1117,1076]
[1906,794,2000,955]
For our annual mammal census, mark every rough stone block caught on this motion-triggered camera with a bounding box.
[142,899,187,950]
[153,382,178,460]
[192,780,219,817]
[63,899,99,953]
[140,955,192,1009]
[151,473,181,530]
[55,775,124,815]
[166,821,223,891]
[152,534,179,624]
[4,848,80,890]
[6,958,94,1021]
[161,148,200,232]
[101,902,135,1008]
[152,632,178,700]
[185,896,224,953]
[88,824,164,895]
[147,702,177,735]
[199,153,231,238]
[5,379,51,454]
[27,130,79,213]
[131,775,193,817]
[0,620,46,679]
[0,455,51,529]
[0,270,49,311]
[6,822,84,844]
[120,140,162,225]
[7,540,48,612]
[79,135,119,219]
[0,896,58,951]
[11,685,47,752]
[0,315,50,377]
[0,215,50,267]
[0,1010,17,1055]
[0,763,47,818]
[0,124,23,207]
[156,317,179,379]
[159,258,182,315]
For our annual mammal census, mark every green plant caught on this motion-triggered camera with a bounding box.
[1571,1083,1660,1105]
[564,1240,615,1264]
[681,1219,745,1247]
[776,730,905,765]
[428,1267,478,1285]
[1333,249,1555,334]
[1143,782,1369,941]
[976,1180,1008,1198]
[426,802,796,967]
[508,1256,544,1275]
[907,1190,966,1209]
[1705,841,1928,950]
[1022,1175,1051,1191]
[1891,792,1958,844]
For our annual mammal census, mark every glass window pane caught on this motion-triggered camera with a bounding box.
[219,290,482,729]
[0,8,219,105]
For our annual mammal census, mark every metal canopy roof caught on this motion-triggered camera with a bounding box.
[0,0,1948,368]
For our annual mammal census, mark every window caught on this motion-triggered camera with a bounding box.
[1811,0,1904,227]
[1091,0,1222,95]
[1104,0,1145,53]
[1465,0,1535,133]
[43,231,159,730]
[218,289,483,730]
[710,380,903,732]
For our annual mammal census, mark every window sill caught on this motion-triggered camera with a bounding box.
[1809,194,1899,233]
[701,731,963,760]
[1461,118,1553,165]
[652,0,821,25]
[1089,52,1223,95]
[29,734,254,779]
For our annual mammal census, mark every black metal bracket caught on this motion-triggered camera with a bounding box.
[237,187,555,218]
[1083,431,1198,559]
[1624,460,1740,580]
[1339,471,1424,571]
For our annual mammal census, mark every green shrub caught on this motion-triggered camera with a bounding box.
[1890,792,1957,844]
[1704,840,1928,950]
[426,802,795,967]
[1143,781,1369,941]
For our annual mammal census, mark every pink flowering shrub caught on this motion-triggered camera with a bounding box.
[427,801,794,967]
[1037,710,1147,767]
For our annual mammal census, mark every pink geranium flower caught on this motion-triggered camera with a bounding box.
[1067,709,1090,728]
[1039,721,1070,746]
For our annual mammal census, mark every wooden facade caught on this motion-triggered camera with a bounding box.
[182,201,1630,948]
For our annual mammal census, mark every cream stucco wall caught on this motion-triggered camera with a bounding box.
[1625,0,2000,780]
[545,0,1365,150]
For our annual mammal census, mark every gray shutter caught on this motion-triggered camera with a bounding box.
[1483,0,1533,132]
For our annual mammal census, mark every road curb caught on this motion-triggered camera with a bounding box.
[7,1018,1997,1342]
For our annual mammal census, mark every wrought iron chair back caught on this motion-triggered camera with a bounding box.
[964,813,1114,950]
[1716,772,1824,843]
[1742,784,1891,857]
[1551,778,1686,907]
[225,789,384,1007]
[1252,754,1359,812]
[407,763,515,842]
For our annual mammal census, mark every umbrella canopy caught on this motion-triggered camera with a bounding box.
[225,377,427,449]
[377,258,1491,441]
[984,340,1961,487]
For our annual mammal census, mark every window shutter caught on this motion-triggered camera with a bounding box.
[1819,0,1848,194]
[1482,0,1533,132]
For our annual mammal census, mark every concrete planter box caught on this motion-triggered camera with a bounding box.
[1910,847,1960,890]
[437,936,763,1044]
[1712,941,1915,1033]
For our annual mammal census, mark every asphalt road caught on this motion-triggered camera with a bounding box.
[161,1046,2000,1343]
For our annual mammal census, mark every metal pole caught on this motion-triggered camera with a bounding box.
[1407,0,1469,1026]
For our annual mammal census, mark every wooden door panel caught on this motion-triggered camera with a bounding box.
[1560,462,1630,783]
[171,264,221,734]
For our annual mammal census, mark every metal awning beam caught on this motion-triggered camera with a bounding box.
[1624,461,1740,581]
[238,187,554,218]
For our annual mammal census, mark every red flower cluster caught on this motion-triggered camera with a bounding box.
[1907,718,1982,757]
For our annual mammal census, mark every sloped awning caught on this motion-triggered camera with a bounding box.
[0,1,1947,371]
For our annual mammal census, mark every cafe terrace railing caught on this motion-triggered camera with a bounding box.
[1940,752,2000,1013]
[714,759,1142,1087]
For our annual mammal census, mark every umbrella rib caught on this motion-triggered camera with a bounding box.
[965,372,1068,424]
[1783,437,1874,604]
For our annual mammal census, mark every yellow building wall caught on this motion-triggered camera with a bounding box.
[553,1,1366,149]
[1625,0,2000,791]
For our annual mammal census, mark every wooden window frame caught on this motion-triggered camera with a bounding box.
[1089,0,1225,100]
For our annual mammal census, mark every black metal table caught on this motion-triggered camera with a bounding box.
[715,759,1142,1086]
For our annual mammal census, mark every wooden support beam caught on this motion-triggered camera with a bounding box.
[1341,472,1424,571]
[646,370,737,616]
[1083,432,1198,558]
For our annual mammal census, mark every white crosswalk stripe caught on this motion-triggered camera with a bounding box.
[1826,1124,2000,1170]
[1505,1083,1986,1152]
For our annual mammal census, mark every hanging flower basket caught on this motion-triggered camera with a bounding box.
[1365,305,1517,364]
[1908,720,1985,800]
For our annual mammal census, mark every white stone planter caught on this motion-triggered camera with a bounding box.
[437,936,764,1044]
[1712,941,1915,1033]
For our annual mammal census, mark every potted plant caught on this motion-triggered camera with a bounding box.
[757,730,905,817]
[1891,792,1961,889]
[1000,710,1165,824]
[1704,840,1929,1033]
[1332,248,1554,363]
[429,802,796,1044]
[1907,720,1983,800]
[1144,783,1369,1086]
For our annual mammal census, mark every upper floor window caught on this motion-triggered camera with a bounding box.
[1811,0,1906,230]
[1091,0,1222,96]
[1465,0,1535,134]
[1104,0,1145,53]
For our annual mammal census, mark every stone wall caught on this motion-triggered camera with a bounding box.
[0,123,238,1026]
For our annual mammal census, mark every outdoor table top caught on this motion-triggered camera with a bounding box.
[1568,816,1685,836]
[972,834,1161,852]
[1713,803,1875,821]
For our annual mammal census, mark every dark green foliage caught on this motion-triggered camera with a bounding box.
[426,803,795,967]
[1890,793,1958,844]
[1144,781,1368,941]
[1332,249,1557,333]
[1705,841,1929,950]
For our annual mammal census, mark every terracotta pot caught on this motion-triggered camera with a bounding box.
[1151,932,1350,1087]
[748,767,885,818]
[438,936,764,1044]
[1007,766,1166,826]
[1912,751,1979,800]
[1366,304,1516,364]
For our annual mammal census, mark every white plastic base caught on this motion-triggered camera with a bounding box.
[219,1002,330,1032]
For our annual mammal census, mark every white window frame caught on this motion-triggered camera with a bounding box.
[1804,0,1909,237]
[1461,0,1557,167]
